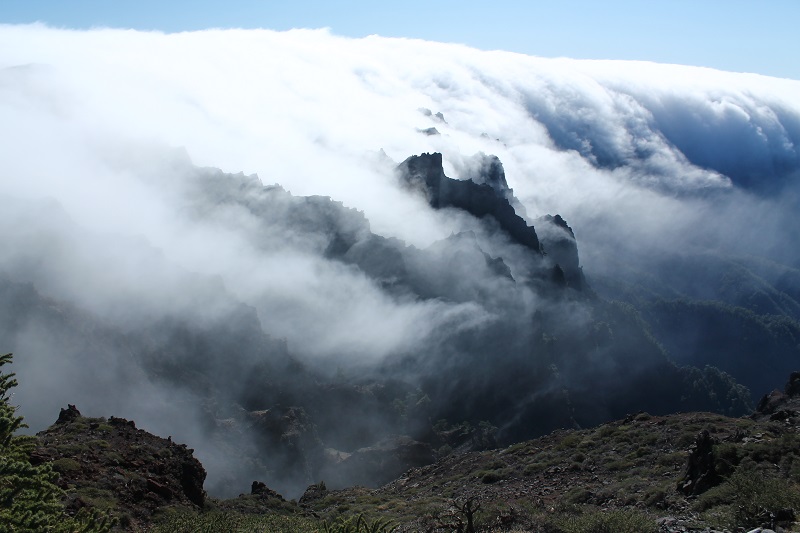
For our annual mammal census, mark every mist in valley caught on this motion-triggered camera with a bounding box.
[1,25,799,497]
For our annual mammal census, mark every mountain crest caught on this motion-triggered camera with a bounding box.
[396,153,542,254]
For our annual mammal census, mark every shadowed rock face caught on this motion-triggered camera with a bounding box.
[678,429,720,496]
[460,153,510,196]
[536,214,584,290]
[396,153,542,254]
[460,153,529,217]
[396,152,588,290]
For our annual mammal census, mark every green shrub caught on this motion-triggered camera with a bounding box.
[51,457,81,474]
[558,509,657,533]
[487,459,505,470]
[643,485,667,507]
[712,442,740,477]
[597,425,617,438]
[479,468,508,483]
[606,458,635,471]
[696,464,800,528]
[523,462,546,476]
[564,487,593,505]
[0,352,114,532]
[726,467,800,528]
[655,451,685,467]
[556,432,582,450]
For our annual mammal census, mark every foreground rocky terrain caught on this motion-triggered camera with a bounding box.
[27,373,800,532]
[4,27,800,532]
[31,405,206,530]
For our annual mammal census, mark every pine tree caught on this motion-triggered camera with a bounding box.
[0,353,114,532]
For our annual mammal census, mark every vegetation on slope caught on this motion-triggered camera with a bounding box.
[3,356,799,531]
[0,353,114,532]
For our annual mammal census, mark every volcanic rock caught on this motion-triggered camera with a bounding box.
[397,153,542,254]
[34,407,206,528]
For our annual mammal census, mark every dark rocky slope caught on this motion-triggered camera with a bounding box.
[32,406,206,530]
[30,373,800,532]
[294,372,800,532]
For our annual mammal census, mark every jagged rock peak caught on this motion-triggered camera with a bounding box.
[536,214,583,290]
[418,107,447,123]
[396,153,542,255]
[460,153,529,218]
[250,481,285,500]
[397,152,447,200]
[56,404,81,425]
[539,214,575,239]
[462,153,509,194]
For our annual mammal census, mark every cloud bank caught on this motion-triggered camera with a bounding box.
[1,24,799,495]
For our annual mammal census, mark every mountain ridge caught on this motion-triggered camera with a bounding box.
[24,372,800,532]
[3,151,770,501]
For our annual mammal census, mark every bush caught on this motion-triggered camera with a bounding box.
[51,457,82,474]
[564,488,593,505]
[558,509,657,533]
[478,467,509,484]
[523,462,546,476]
[696,464,800,529]
[726,467,800,528]
[642,486,667,508]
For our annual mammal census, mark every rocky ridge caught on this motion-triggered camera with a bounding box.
[30,373,800,532]
[397,152,543,256]
[32,405,206,530]
[396,152,584,290]
[4,150,766,502]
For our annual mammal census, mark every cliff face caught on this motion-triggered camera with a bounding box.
[397,153,542,254]
[537,214,584,290]
[459,153,529,217]
[396,152,587,289]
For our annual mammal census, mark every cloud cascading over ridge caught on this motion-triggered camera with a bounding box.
[2,20,799,399]
[2,24,800,496]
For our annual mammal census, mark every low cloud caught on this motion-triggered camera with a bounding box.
[1,24,799,495]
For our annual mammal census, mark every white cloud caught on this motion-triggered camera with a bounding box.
[2,21,799,357]
[2,24,800,493]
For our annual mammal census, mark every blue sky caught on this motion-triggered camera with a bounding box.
[2,0,798,80]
